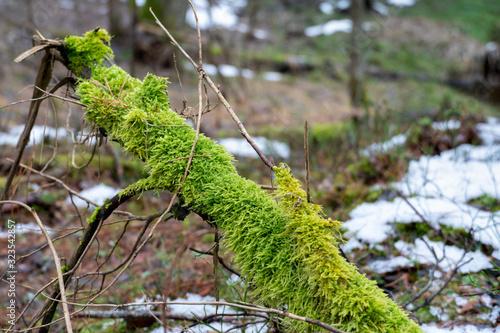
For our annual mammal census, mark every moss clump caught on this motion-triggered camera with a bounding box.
[63,29,113,74]
[67,29,422,332]
[86,206,101,224]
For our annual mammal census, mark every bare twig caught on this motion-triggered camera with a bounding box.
[61,299,348,333]
[0,201,73,333]
[189,247,240,277]
[304,120,311,203]
[1,49,55,202]
[34,86,86,107]
[149,8,274,170]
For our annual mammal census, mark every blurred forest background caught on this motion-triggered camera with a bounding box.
[1,0,500,332]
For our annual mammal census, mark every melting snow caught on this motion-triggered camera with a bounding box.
[147,293,268,333]
[305,19,353,37]
[0,221,56,238]
[395,237,493,273]
[393,144,500,202]
[186,0,246,30]
[263,71,283,82]
[219,136,290,159]
[387,0,417,7]
[0,125,67,147]
[344,118,500,281]
[167,293,235,317]
[66,184,121,209]
[190,63,282,81]
[319,2,334,14]
[422,324,500,332]
[432,120,461,131]
[363,133,407,156]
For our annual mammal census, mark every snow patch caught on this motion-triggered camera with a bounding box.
[186,0,247,30]
[0,125,67,147]
[66,184,121,210]
[218,137,290,159]
[263,71,283,82]
[387,0,417,7]
[432,120,461,131]
[362,133,406,156]
[0,221,56,238]
[305,19,352,37]
[319,2,334,14]
[421,324,500,332]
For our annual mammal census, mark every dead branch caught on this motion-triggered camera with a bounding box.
[0,200,73,333]
[32,189,139,333]
[1,49,55,202]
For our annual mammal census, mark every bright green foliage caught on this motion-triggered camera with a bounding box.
[63,29,114,74]
[69,29,422,332]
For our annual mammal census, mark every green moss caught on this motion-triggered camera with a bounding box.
[86,206,101,224]
[469,194,500,213]
[63,28,113,74]
[67,29,422,332]
[395,222,433,242]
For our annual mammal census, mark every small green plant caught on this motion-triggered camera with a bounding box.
[469,194,500,213]
[469,262,500,295]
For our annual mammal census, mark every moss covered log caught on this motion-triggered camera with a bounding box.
[64,29,422,332]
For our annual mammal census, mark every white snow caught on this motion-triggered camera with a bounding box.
[369,256,413,274]
[186,0,247,30]
[432,120,461,131]
[395,237,492,273]
[337,0,350,10]
[168,293,235,317]
[263,71,283,82]
[486,42,499,52]
[0,221,56,238]
[477,117,500,145]
[149,293,269,333]
[187,62,283,81]
[0,125,67,147]
[219,136,290,159]
[319,2,334,14]
[387,0,417,7]
[344,118,500,281]
[188,63,260,79]
[373,2,389,15]
[430,306,449,321]
[393,144,500,202]
[422,324,500,332]
[305,19,352,37]
[363,133,407,156]
[65,183,121,209]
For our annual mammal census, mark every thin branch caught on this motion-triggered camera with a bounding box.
[149,8,274,170]
[0,201,73,333]
[304,120,311,203]
[61,299,348,333]
[189,247,240,277]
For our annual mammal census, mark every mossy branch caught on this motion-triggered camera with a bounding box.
[23,29,422,333]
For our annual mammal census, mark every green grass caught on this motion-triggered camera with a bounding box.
[366,79,499,116]
[369,40,449,77]
[399,0,500,42]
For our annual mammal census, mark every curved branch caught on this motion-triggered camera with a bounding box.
[32,189,138,333]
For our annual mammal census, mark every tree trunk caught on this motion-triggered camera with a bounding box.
[108,0,122,37]
[349,0,365,107]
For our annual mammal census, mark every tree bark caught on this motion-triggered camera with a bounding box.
[349,0,365,107]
